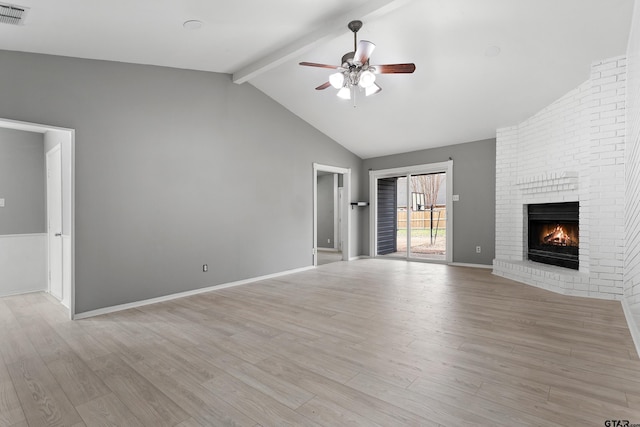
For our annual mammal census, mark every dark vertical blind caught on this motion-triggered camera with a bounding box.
[377,178,398,255]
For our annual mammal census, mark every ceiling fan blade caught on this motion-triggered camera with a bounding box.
[315,82,331,90]
[372,63,416,74]
[299,62,340,69]
[353,40,375,65]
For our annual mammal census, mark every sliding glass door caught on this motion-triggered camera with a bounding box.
[370,161,453,263]
[408,173,447,260]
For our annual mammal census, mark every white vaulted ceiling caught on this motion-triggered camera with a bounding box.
[0,0,633,158]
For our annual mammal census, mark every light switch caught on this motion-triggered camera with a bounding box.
[452,195,460,202]
[0,198,4,207]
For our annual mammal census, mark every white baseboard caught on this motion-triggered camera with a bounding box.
[449,262,493,269]
[317,248,339,253]
[74,265,316,320]
[622,298,640,358]
[349,255,369,261]
[0,288,47,298]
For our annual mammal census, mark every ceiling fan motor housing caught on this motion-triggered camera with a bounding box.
[341,52,355,67]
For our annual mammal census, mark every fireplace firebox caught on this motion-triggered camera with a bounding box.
[527,202,579,270]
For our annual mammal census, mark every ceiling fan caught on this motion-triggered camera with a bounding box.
[299,20,416,101]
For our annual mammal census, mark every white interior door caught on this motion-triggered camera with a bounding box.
[46,146,63,301]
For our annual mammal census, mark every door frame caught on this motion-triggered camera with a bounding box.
[0,118,76,319]
[313,163,351,266]
[46,144,63,301]
[369,160,453,263]
[333,174,339,250]
[337,186,343,251]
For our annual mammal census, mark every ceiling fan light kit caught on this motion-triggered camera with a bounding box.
[337,87,351,100]
[329,72,345,89]
[300,20,416,104]
[358,70,376,88]
[365,83,382,96]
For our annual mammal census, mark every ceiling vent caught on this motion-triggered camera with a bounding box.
[0,2,29,26]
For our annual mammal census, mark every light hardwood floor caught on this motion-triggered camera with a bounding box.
[2,259,640,426]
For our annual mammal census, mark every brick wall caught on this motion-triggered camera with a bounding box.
[626,3,640,308]
[494,56,626,300]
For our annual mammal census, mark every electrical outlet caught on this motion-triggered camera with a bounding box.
[203,264,208,272]
[476,246,481,253]
[328,239,331,243]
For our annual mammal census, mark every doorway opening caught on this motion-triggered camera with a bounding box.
[370,161,453,263]
[0,118,75,319]
[46,145,63,301]
[313,163,351,266]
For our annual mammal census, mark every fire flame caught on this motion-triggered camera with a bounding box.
[542,225,575,246]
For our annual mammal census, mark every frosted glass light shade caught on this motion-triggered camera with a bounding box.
[337,87,351,100]
[329,72,345,89]
[365,83,381,96]
[358,70,376,88]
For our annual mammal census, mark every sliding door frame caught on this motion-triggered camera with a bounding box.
[369,160,453,263]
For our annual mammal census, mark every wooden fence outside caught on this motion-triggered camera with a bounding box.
[397,207,446,230]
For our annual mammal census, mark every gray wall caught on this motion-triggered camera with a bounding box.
[0,128,45,235]
[0,50,363,314]
[317,173,335,249]
[362,138,496,265]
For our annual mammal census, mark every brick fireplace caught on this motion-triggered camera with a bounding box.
[493,56,626,300]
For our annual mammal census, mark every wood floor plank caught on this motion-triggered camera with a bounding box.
[296,396,386,427]
[202,372,320,426]
[407,369,483,397]
[547,387,640,422]
[0,373,26,427]
[208,351,315,410]
[187,331,272,365]
[23,320,76,364]
[346,371,508,426]
[0,299,17,329]
[174,418,205,427]
[263,333,362,384]
[0,325,38,366]
[205,297,326,341]
[300,333,421,387]
[256,355,437,427]
[131,355,256,427]
[135,341,224,385]
[87,353,189,427]
[6,356,83,427]
[55,323,112,362]
[513,343,640,384]
[0,353,26,427]
[627,392,640,410]
[475,381,594,426]
[45,351,111,406]
[75,393,144,427]
[2,260,640,425]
